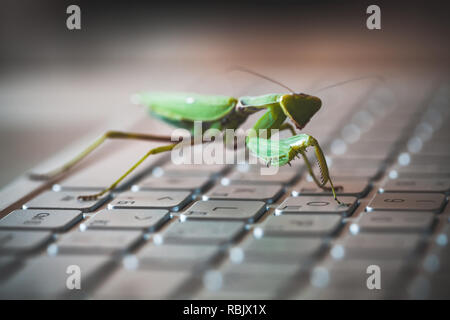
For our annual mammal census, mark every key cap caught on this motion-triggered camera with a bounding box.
[276,196,358,216]
[23,191,108,213]
[108,191,192,212]
[295,287,387,300]
[292,179,370,198]
[329,157,385,170]
[316,258,410,294]
[380,179,450,193]
[409,155,450,166]
[196,289,278,300]
[92,269,191,299]
[240,236,324,263]
[0,257,17,271]
[336,233,424,259]
[132,175,211,193]
[367,193,447,213]
[320,257,407,273]
[356,211,435,232]
[204,184,283,203]
[0,209,82,231]
[86,209,170,231]
[325,267,401,292]
[0,255,112,299]
[223,167,299,185]
[0,257,21,281]
[261,214,342,236]
[323,167,382,180]
[395,164,450,175]
[137,244,221,270]
[158,162,228,177]
[343,141,394,159]
[181,200,266,222]
[54,230,143,255]
[162,220,245,245]
[202,271,289,297]
[0,231,52,254]
[220,260,301,275]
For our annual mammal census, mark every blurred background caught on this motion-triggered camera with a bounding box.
[0,0,449,188]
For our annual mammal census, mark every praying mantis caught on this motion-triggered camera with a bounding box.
[30,69,352,204]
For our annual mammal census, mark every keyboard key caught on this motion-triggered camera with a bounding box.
[182,200,266,222]
[159,162,228,177]
[196,289,278,300]
[0,231,52,254]
[336,233,424,259]
[204,184,283,203]
[356,211,435,232]
[201,270,289,298]
[320,257,407,273]
[0,257,17,271]
[54,230,143,255]
[261,214,342,236]
[108,191,192,212]
[240,236,324,263]
[324,167,382,180]
[0,257,21,281]
[162,220,245,245]
[409,155,450,166]
[0,209,83,231]
[223,167,299,185]
[343,141,394,159]
[0,255,112,299]
[367,193,447,213]
[292,179,370,198]
[380,179,450,193]
[276,196,358,216]
[329,157,385,169]
[132,175,211,193]
[86,209,170,231]
[222,260,300,276]
[23,191,108,213]
[295,287,387,300]
[137,244,221,270]
[392,166,450,180]
[92,269,191,299]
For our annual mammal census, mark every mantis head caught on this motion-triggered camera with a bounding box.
[280,93,322,129]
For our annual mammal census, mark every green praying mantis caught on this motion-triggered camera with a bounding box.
[30,69,355,204]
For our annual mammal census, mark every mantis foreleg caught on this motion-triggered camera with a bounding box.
[299,137,343,204]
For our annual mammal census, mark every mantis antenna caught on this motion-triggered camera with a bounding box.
[227,66,296,94]
[314,75,386,93]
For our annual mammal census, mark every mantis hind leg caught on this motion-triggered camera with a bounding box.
[298,136,344,205]
[29,131,173,181]
[78,143,177,201]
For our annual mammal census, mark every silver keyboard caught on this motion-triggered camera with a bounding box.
[0,81,449,300]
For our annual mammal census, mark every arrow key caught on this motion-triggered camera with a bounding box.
[108,191,192,211]
[86,209,170,231]
[182,200,266,222]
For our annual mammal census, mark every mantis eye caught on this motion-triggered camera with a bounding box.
[279,94,321,129]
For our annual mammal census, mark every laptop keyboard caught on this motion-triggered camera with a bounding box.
[0,82,449,299]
